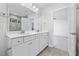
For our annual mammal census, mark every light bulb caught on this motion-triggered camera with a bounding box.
[33,6,36,9]
[28,3,32,6]
[35,8,39,11]
[21,3,28,7]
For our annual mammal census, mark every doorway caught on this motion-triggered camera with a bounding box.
[53,7,69,52]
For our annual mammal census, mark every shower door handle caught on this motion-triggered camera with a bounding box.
[70,33,76,35]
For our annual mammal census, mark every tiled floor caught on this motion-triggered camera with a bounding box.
[38,47,69,56]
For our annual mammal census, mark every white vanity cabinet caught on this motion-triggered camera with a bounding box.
[9,35,39,56]
[23,35,39,56]
[7,37,24,56]
[12,39,39,56]
[7,32,49,56]
[39,33,48,52]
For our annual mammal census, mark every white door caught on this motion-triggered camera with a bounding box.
[53,7,69,51]
[68,4,76,56]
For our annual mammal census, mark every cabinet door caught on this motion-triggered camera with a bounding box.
[27,39,39,56]
[39,33,48,52]
[43,33,48,46]
[12,43,29,56]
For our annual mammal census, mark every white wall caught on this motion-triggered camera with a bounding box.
[0,3,7,56]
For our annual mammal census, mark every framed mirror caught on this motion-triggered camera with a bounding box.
[9,14,21,31]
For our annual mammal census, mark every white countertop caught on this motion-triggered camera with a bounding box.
[6,31,49,39]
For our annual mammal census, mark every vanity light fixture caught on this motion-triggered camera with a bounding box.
[21,3,32,8]
[21,3,39,13]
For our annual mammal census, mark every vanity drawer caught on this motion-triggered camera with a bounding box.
[24,35,37,42]
[12,37,23,46]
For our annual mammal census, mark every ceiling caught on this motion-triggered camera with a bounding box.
[8,3,55,16]
[32,3,69,10]
[8,3,36,16]
[32,3,55,9]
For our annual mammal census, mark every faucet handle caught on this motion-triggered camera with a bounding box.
[21,30,25,34]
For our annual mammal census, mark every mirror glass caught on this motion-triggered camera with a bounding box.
[9,14,21,31]
[8,3,36,31]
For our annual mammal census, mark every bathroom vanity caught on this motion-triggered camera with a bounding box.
[6,4,49,56]
[6,31,49,56]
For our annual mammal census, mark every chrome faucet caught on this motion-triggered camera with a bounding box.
[21,30,25,34]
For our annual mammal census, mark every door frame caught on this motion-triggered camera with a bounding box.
[68,4,76,56]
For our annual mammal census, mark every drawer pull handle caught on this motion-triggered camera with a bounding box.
[28,42,32,45]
